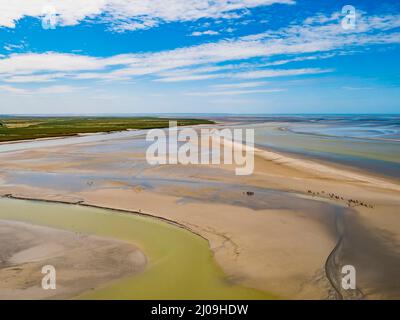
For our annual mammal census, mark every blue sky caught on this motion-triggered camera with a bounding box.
[0,0,399,114]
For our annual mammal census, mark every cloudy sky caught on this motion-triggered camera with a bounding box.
[0,0,399,114]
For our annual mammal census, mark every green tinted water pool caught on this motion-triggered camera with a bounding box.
[0,198,273,299]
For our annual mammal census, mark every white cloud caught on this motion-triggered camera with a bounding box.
[190,30,220,36]
[0,0,294,30]
[342,86,373,91]
[0,52,106,75]
[242,11,400,47]
[154,67,333,82]
[36,85,79,94]
[234,68,334,79]
[212,81,269,89]
[0,84,80,94]
[0,11,399,85]
[185,88,285,96]
[155,74,221,82]
[4,43,26,51]
[0,84,31,94]
[4,73,63,83]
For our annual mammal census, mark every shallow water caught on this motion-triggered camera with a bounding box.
[0,198,273,299]
[0,130,146,153]
[2,116,399,180]
[241,115,400,179]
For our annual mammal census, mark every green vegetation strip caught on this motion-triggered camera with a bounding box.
[0,117,214,142]
[0,198,274,299]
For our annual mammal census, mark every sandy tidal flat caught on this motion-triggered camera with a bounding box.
[0,127,399,299]
[0,219,146,299]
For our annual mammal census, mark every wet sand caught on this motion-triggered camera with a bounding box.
[0,198,272,300]
[0,127,399,299]
[0,219,146,299]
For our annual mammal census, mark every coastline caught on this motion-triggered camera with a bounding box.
[0,218,147,299]
[2,120,398,185]
[253,146,400,192]
[0,128,139,146]
[0,118,215,145]
[1,193,347,300]
[0,193,210,245]
[0,125,399,299]
[0,196,273,300]
[2,119,398,186]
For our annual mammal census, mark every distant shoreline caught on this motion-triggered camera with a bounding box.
[0,123,399,298]
[0,117,214,143]
[0,129,137,145]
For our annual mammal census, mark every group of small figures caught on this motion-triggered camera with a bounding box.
[307,190,374,208]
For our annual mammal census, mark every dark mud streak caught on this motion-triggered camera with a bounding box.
[4,193,398,299]
[324,207,364,300]
[324,204,400,300]
[341,210,400,299]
